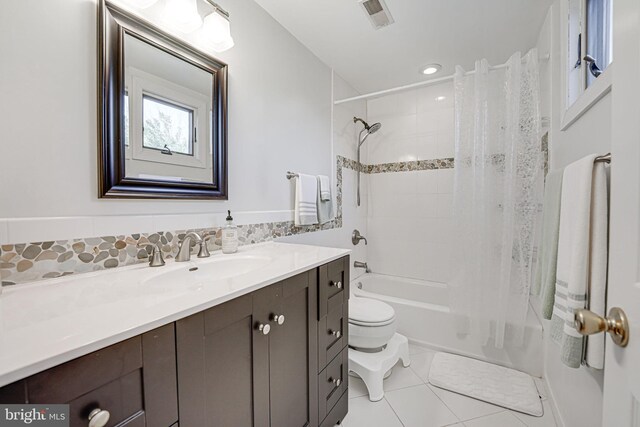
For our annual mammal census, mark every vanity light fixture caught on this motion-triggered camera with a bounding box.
[124,0,159,9]
[421,64,442,75]
[201,4,235,52]
[163,0,203,33]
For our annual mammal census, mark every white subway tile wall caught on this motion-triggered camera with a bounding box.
[366,82,456,284]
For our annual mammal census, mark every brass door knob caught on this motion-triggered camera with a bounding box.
[574,307,629,347]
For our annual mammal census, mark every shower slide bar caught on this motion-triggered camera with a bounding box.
[334,53,551,105]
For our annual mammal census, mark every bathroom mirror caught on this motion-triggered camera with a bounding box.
[98,0,228,199]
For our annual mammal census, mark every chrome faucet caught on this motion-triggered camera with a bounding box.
[176,232,204,262]
[352,229,368,246]
[353,261,370,273]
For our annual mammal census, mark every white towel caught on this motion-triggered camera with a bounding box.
[316,176,334,224]
[318,175,331,201]
[294,173,319,226]
[550,154,608,369]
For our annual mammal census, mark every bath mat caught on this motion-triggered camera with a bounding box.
[428,352,543,416]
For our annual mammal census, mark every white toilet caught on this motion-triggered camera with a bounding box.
[349,297,397,350]
[348,296,410,402]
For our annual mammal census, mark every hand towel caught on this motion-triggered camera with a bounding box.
[533,169,564,320]
[550,155,608,369]
[316,176,334,224]
[318,175,331,201]
[295,173,319,226]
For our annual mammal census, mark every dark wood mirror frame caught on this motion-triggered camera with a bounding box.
[98,0,228,199]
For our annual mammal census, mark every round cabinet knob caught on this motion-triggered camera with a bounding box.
[272,314,285,325]
[88,408,110,427]
[258,323,271,335]
[329,377,342,387]
[329,329,341,338]
[330,281,343,289]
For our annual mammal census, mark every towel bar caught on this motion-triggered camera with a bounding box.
[595,153,611,163]
[286,172,299,179]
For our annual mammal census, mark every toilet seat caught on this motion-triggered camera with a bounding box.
[349,297,395,326]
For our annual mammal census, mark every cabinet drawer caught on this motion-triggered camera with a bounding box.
[319,257,349,319]
[27,337,142,404]
[67,370,144,427]
[318,350,348,422]
[318,300,348,370]
[319,389,348,427]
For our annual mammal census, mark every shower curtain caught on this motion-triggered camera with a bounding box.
[450,49,543,348]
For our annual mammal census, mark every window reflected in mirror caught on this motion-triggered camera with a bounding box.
[123,33,214,184]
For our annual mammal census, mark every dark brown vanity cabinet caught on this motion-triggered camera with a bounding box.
[0,256,350,427]
[176,269,320,427]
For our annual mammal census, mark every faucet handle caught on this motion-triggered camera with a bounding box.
[197,234,214,258]
[137,242,166,267]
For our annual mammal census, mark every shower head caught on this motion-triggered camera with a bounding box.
[354,117,382,147]
[353,117,382,134]
[368,122,382,134]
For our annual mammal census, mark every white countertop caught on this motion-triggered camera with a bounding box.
[0,242,350,387]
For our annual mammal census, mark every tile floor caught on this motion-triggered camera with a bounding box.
[339,344,556,427]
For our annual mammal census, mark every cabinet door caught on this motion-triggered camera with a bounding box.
[176,294,255,427]
[253,271,319,427]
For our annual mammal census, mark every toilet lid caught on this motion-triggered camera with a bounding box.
[349,297,395,325]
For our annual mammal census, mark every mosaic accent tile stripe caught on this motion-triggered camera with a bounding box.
[366,158,454,173]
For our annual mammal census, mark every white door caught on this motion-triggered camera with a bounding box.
[602,0,640,424]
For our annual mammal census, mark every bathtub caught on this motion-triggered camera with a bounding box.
[351,273,543,376]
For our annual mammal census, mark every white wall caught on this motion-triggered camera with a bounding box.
[365,83,455,283]
[533,5,609,427]
[281,73,368,281]
[0,0,332,242]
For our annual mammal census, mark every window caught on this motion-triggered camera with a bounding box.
[585,0,613,87]
[125,67,210,170]
[142,95,195,156]
[567,0,613,107]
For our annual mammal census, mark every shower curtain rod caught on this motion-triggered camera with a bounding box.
[334,53,551,105]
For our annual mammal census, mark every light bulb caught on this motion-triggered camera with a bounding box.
[421,64,442,75]
[202,10,234,52]
[163,0,202,33]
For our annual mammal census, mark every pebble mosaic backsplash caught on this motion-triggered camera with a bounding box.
[0,155,456,287]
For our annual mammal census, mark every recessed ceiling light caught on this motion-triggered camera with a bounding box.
[421,64,442,75]
[435,96,446,102]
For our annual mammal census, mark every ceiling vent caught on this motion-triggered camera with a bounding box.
[359,0,395,29]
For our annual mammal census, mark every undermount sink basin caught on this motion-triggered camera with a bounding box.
[142,254,273,289]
